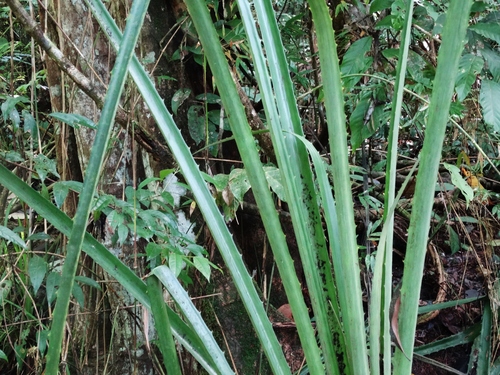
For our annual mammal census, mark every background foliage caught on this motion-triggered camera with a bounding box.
[0,0,500,374]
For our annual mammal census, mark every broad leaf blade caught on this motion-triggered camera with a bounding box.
[480,79,500,131]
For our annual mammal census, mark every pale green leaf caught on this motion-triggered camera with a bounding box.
[480,79,500,131]
[228,168,250,202]
[263,166,285,202]
[443,163,474,207]
[28,256,47,294]
[0,349,6,361]
[0,225,26,249]
[169,252,184,277]
[171,88,191,115]
[49,112,96,130]
[193,256,211,281]
[34,154,60,182]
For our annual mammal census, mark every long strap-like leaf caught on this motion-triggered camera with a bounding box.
[85,1,291,373]
[307,0,370,372]
[393,1,473,374]
[45,1,150,372]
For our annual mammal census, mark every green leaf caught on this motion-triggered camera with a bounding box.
[29,256,47,294]
[482,48,500,81]
[1,95,30,126]
[52,181,83,208]
[228,168,250,202]
[0,349,7,361]
[195,93,221,104]
[187,105,205,144]
[49,112,96,129]
[455,54,484,101]
[22,110,37,141]
[263,166,285,202]
[407,50,432,86]
[72,283,85,308]
[27,232,51,241]
[0,225,26,249]
[117,224,129,245]
[153,265,235,374]
[370,0,393,13]
[193,256,211,281]
[147,275,183,375]
[469,22,500,44]
[340,37,373,90]
[171,88,191,115]
[480,79,500,131]
[443,163,474,207]
[74,275,102,291]
[34,154,60,182]
[169,252,185,277]
[46,272,60,305]
[37,330,50,356]
[349,96,372,150]
[447,225,460,255]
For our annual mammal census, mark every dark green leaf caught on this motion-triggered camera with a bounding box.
[37,330,50,356]
[340,37,373,90]
[72,283,85,308]
[29,256,47,294]
[447,226,460,254]
[46,271,60,305]
[349,96,373,150]
[370,0,393,13]
[27,232,51,241]
[455,54,484,101]
[375,14,395,29]
[482,48,500,81]
[470,22,500,44]
[22,110,37,141]
[74,275,102,290]
[187,105,205,144]
[53,181,83,208]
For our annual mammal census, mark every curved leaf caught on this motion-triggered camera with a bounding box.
[480,79,500,131]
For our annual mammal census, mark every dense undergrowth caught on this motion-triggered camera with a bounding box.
[0,0,500,374]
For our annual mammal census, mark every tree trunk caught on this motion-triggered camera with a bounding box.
[43,0,202,373]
